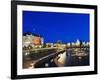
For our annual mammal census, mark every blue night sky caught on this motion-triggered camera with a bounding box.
[23,11,90,43]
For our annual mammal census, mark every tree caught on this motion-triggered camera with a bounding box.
[42,43,46,48]
[56,40,62,44]
[28,44,32,50]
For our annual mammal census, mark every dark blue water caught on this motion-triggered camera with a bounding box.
[65,53,89,66]
[35,51,89,68]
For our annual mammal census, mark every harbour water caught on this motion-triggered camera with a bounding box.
[34,50,89,68]
[23,48,89,68]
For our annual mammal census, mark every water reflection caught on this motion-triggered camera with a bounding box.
[57,52,66,66]
[34,50,89,68]
[47,49,89,67]
[56,50,89,67]
[23,48,89,68]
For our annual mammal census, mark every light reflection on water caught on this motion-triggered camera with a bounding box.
[34,51,89,68]
[57,52,66,66]
[23,49,89,68]
[47,50,89,67]
[57,51,89,67]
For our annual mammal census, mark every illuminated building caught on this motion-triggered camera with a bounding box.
[32,36,41,45]
[76,39,80,46]
[22,32,44,48]
[22,33,33,47]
